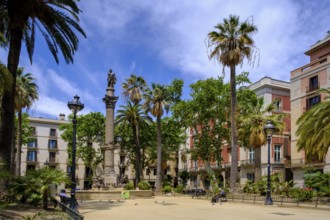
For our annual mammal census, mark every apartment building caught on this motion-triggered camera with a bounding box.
[22,115,98,190]
[243,77,291,183]
[179,76,291,189]
[22,115,158,188]
[290,34,330,187]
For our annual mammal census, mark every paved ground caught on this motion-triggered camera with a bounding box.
[78,196,330,220]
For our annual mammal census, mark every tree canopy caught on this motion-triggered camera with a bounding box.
[296,88,330,160]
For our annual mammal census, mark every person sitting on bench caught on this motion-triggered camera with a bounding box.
[211,188,226,203]
[59,189,71,205]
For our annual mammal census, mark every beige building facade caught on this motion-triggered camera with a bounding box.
[22,115,157,189]
[290,34,330,187]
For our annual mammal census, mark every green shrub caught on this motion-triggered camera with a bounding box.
[29,193,42,206]
[289,187,316,202]
[163,181,172,187]
[124,182,134,190]
[179,170,190,185]
[138,181,151,190]
[174,185,185,193]
[162,185,172,193]
[213,185,220,194]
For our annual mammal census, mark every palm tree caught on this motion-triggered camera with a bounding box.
[208,15,258,191]
[15,68,38,176]
[27,167,67,209]
[115,102,152,186]
[122,74,147,105]
[0,63,11,99]
[0,0,86,172]
[296,88,330,160]
[143,83,170,192]
[238,96,285,182]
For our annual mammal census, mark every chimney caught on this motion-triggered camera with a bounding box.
[59,113,65,120]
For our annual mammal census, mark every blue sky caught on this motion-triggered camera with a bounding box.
[1,0,330,119]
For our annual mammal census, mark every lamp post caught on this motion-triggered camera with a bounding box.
[68,95,84,212]
[263,120,275,205]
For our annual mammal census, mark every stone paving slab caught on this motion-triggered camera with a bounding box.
[78,196,330,220]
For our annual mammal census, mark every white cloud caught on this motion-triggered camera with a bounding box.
[77,0,330,84]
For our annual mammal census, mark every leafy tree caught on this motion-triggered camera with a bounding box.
[208,15,258,191]
[0,0,86,173]
[15,68,38,176]
[238,95,285,182]
[144,80,183,192]
[59,112,105,187]
[116,102,152,186]
[173,77,231,189]
[296,88,330,160]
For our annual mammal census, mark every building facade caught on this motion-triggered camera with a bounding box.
[22,115,158,189]
[290,34,330,187]
[243,77,291,184]
[179,76,291,190]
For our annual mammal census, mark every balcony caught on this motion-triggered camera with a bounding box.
[273,158,284,164]
[210,163,223,170]
[306,83,320,93]
[240,159,255,167]
[48,158,59,164]
[223,162,231,168]
[26,159,38,164]
[290,158,305,168]
[273,107,283,112]
[189,167,199,172]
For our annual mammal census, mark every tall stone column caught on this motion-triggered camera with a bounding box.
[102,69,118,186]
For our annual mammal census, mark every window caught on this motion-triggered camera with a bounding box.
[85,167,93,178]
[27,151,37,161]
[309,76,319,92]
[48,140,57,149]
[27,165,36,171]
[146,168,150,175]
[194,160,198,170]
[67,166,72,173]
[50,128,56,137]
[49,152,56,162]
[31,127,36,136]
[27,139,37,148]
[153,168,157,175]
[120,155,125,164]
[248,148,255,162]
[274,145,281,162]
[247,173,255,182]
[306,95,320,110]
[274,99,282,111]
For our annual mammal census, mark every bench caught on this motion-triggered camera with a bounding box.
[60,195,71,205]
[211,193,227,204]
[191,189,206,199]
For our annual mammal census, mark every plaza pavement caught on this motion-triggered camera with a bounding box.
[78,196,330,220]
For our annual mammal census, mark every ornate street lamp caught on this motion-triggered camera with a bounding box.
[263,120,275,205]
[68,95,84,212]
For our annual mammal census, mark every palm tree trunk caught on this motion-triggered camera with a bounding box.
[254,147,262,182]
[43,187,49,210]
[229,64,238,192]
[0,26,23,175]
[131,125,141,187]
[155,115,163,192]
[135,124,143,181]
[15,108,23,176]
